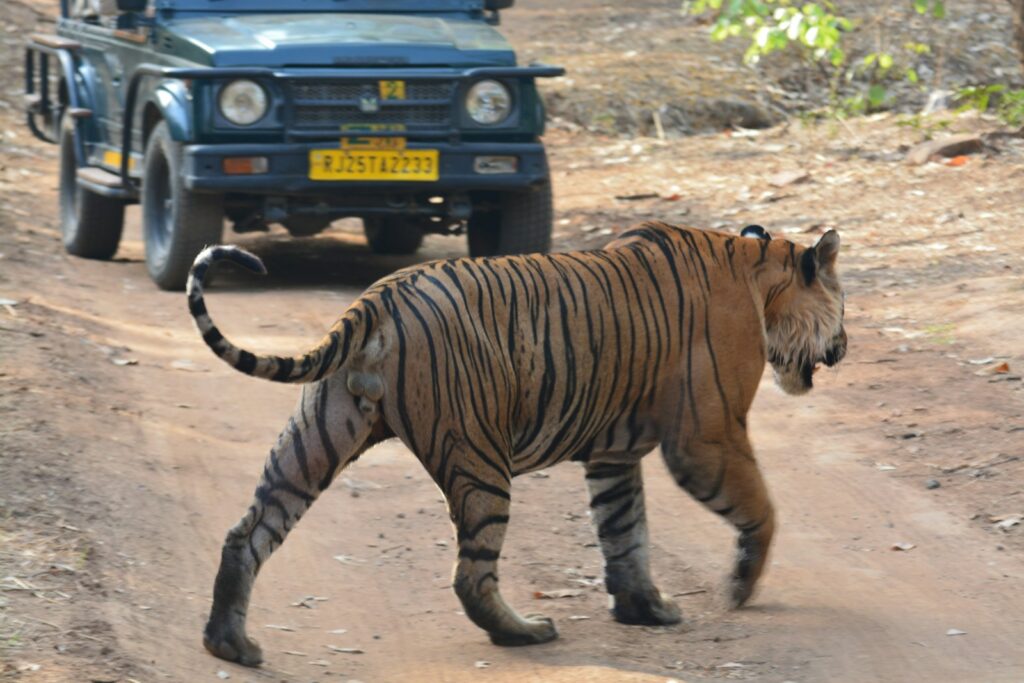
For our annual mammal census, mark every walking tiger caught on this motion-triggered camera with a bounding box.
[189,222,847,665]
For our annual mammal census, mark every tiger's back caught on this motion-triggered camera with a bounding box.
[364,223,774,474]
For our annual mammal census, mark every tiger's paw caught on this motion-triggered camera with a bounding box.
[203,622,263,667]
[488,615,559,646]
[611,589,682,626]
[728,577,757,609]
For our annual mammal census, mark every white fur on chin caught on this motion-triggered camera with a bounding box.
[773,367,811,396]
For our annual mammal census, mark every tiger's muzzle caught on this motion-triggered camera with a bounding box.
[799,326,848,389]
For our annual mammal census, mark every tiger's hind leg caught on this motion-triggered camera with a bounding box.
[661,435,775,608]
[203,379,384,666]
[440,460,558,646]
[585,461,681,626]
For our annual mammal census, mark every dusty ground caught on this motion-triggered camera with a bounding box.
[2,1,1024,682]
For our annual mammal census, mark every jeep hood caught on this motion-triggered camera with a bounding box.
[162,13,517,67]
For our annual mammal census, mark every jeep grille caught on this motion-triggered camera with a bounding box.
[289,80,454,131]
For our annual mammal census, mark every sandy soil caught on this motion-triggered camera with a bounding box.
[2,1,1024,682]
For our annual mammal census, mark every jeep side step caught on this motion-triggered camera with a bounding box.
[77,167,136,201]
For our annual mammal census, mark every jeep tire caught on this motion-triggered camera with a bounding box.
[363,216,424,255]
[58,113,124,260]
[467,183,553,257]
[141,121,223,290]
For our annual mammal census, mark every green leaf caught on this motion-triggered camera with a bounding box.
[932,0,945,19]
[906,67,919,83]
[912,0,928,14]
[868,84,887,107]
[829,45,846,67]
[878,53,894,70]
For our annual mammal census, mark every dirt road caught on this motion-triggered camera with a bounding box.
[3,1,1024,682]
[3,154,1023,682]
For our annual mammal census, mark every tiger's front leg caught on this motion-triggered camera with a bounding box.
[203,380,381,666]
[442,463,558,646]
[585,461,681,625]
[661,435,776,608]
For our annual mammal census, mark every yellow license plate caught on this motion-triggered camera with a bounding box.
[309,149,439,181]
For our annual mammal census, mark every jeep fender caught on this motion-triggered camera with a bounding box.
[59,58,102,143]
[148,80,192,143]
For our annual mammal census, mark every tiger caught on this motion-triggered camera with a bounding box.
[190,221,847,666]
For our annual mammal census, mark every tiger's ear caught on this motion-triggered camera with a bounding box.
[800,230,840,285]
[741,224,772,241]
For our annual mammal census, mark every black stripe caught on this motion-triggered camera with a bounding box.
[476,572,499,592]
[312,331,339,382]
[289,420,312,486]
[590,479,635,508]
[188,295,207,317]
[236,350,257,374]
[696,460,726,503]
[191,262,208,283]
[316,383,341,491]
[272,356,295,382]
[457,514,510,542]
[585,464,633,480]
[606,542,642,563]
[458,547,500,562]
[202,327,223,347]
[739,513,770,533]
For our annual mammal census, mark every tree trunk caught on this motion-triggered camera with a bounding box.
[1012,0,1024,73]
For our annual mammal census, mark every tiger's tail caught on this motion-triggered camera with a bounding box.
[187,246,355,384]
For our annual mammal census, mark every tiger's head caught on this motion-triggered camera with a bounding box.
[749,227,847,395]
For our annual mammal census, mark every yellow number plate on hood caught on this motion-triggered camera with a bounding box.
[309,149,438,181]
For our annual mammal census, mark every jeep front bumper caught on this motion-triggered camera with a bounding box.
[183,140,549,195]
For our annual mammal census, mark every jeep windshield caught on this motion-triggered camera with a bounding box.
[157,0,486,13]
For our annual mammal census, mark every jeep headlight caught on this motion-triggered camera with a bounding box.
[219,80,268,126]
[465,80,511,125]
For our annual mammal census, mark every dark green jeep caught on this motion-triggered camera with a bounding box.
[25,0,563,289]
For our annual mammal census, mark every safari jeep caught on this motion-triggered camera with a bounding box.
[25,0,563,289]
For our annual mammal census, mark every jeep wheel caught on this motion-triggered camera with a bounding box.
[59,113,124,259]
[468,183,553,257]
[363,217,424,255]
[141,121,224,290]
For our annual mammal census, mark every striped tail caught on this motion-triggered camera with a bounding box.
[186,246,353,383]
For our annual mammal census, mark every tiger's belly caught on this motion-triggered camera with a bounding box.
[509,413,662,477]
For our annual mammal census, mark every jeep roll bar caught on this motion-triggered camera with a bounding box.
[24,34,88,167]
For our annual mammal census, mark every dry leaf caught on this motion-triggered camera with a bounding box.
[767,169,811,187]
[533,588,583,599]
[993,515,1022,531]
[945,155,969,167]
[170,359,206,372]
[975,362,1010,376]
